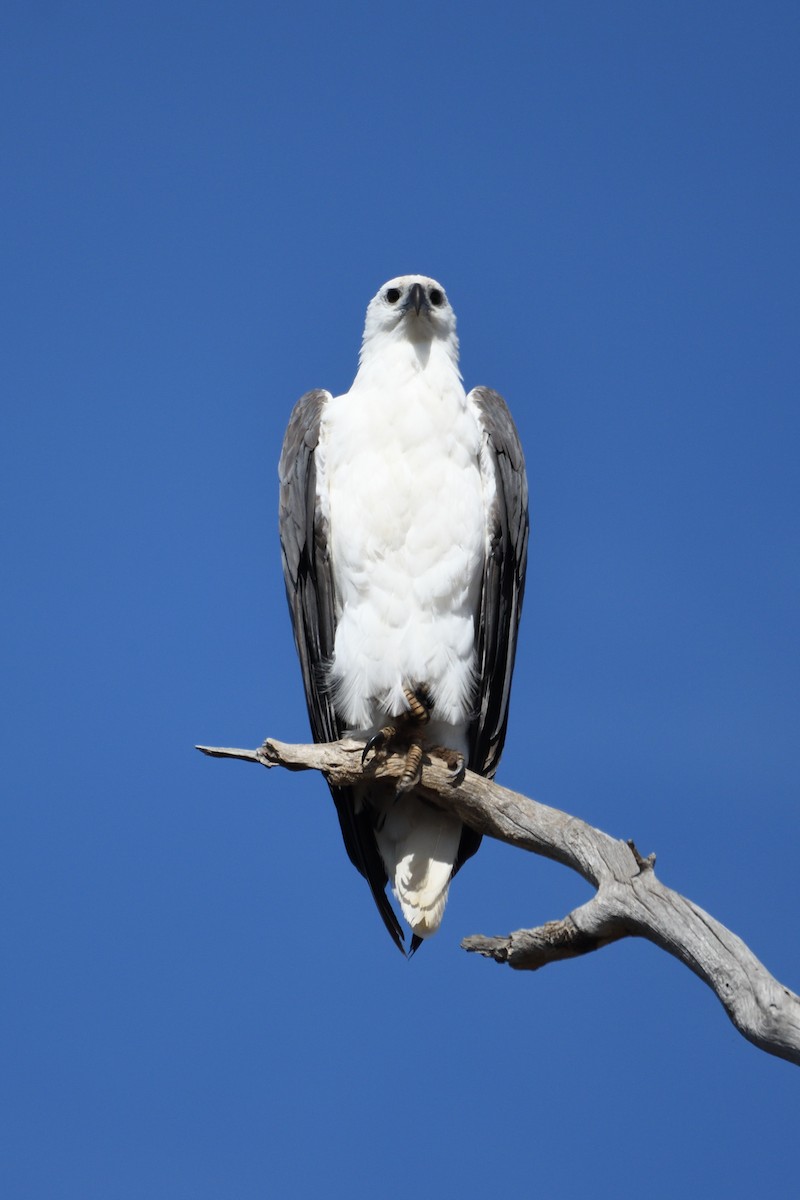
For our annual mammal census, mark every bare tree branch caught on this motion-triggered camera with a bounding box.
[196,736,800,1066]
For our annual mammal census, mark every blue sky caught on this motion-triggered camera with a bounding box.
[3,2,798,1196]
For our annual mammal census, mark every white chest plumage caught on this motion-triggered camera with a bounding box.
[317,345,486,735]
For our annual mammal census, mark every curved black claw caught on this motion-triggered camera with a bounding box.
[447,752,466,787]
[362,723,396,765]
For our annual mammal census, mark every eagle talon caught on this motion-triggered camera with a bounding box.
[403,685,433,725]
[362,723,397,765]
[396,741,424,794]
[429,744,465,785]
[447,753,466,786]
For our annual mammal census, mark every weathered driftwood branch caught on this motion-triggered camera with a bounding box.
[196,736,800,1066]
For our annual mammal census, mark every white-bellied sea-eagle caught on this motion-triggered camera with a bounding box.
[279,275,528,953]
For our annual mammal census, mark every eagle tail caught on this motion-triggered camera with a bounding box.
[374,795,463,939]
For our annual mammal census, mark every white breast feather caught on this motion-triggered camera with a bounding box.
[319,345,485,736]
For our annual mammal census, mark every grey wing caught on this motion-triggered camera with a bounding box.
[278,390,405,952]
[278,389,339,744]
[466,386,529,780]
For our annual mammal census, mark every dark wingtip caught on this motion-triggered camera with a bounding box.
[408,934,424,958]
[375,887,406,955]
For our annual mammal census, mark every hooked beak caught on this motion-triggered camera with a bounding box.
[406,282,427,316]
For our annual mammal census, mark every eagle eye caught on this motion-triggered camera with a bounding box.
[385,287,401,304]
[429,288,444,307]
